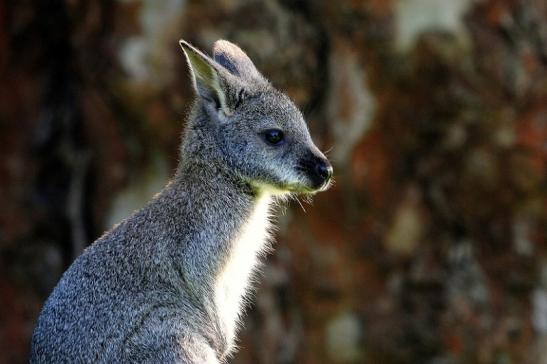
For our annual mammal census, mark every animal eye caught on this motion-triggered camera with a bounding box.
[263,129,285,146]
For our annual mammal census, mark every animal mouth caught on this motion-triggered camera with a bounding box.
[282,175,332,194]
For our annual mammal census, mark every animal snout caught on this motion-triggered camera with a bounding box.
[299,153,333,190]
[314,159,333,185]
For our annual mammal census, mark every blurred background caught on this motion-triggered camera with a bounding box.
[0,0,546,363]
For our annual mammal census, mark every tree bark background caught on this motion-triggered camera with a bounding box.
[0,1,545,363]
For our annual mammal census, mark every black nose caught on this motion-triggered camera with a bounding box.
[315,161,333,183]
[299,154,333,190]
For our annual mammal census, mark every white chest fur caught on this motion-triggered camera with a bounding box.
[214,194,273,346]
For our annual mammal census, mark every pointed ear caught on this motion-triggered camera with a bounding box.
[213,40,264,83]
[179,40,229,113]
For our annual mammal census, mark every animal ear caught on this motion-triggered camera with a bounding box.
[213,40,264,83]
[179,40,229,113]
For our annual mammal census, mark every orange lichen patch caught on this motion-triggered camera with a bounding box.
[443,332,464,355]
[484,1,512,26]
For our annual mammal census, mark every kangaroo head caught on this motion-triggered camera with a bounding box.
[179,39,332,195]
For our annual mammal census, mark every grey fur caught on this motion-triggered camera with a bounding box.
[30,39,332,363]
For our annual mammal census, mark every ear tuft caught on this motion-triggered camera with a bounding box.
[213,40,263,82]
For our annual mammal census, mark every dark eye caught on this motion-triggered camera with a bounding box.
[263,129,285,146]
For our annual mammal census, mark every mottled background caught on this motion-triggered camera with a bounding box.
[1,0,546,363]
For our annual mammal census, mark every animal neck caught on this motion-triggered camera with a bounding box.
[169,158,274,355]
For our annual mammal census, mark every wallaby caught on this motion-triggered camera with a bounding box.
[30,39,332,363]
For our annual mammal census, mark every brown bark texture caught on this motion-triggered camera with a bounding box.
[0,0,546,363]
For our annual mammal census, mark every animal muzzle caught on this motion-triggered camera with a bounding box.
[298,153,333,190]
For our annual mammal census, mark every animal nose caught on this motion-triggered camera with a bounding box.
[299,153,333,190]
[315,161,333,183]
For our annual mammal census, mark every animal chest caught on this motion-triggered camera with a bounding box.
[214,195,272,344]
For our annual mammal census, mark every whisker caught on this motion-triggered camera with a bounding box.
[295,196,307,213]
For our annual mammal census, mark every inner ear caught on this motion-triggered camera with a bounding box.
[215,53,241,76]
[213,40,264,83]
[179,40,230,114]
